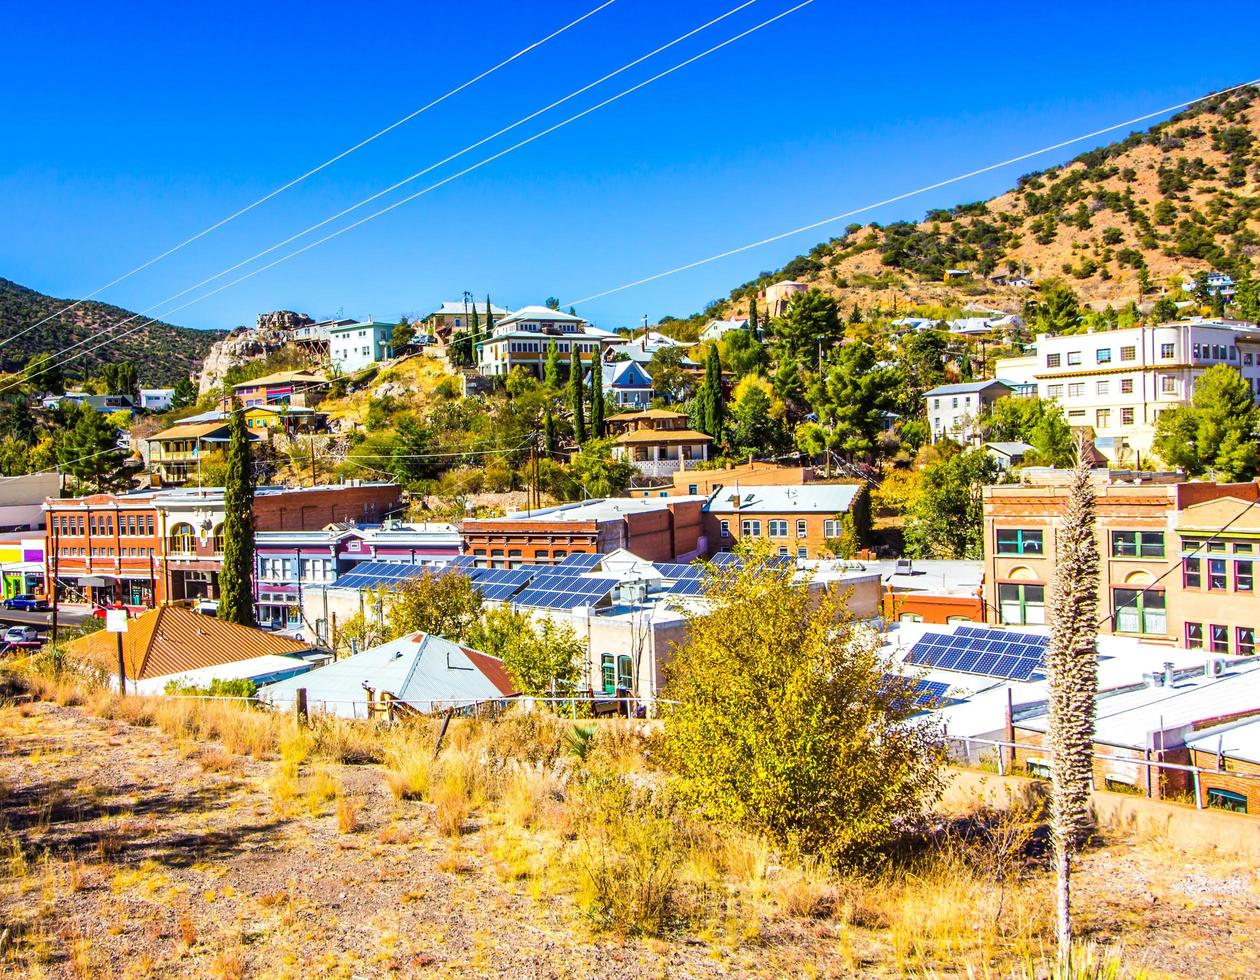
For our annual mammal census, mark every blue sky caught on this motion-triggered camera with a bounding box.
[3,0,1259,333]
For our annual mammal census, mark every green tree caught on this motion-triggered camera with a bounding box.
[217,406,256,627]
[25,353,63,394]
[747,295,759,337]
[567,437,636,497]
[0,397,37,445]
[771,356,805,407]
[661,548,945,866]
[694,345,724,439]
[1045,444,1100,959]
[469,303,481,341]
[448,330,473,367]
[171,377,197,409]
[904,448,1001,558]
[1025,404,1075,467]
[391,316,415,349]
[1150,297,1180,322]
[723,328,765,378]
[544,341,562,389]
[545,296,561,310]
[382,570,484,642]
[1152,364,1260,477]
[485,294,496,334]
[57,406,129,492]
[543,406,557,456]
[97,362,139,399]
[807,342,901,462]
[589,368,605,438]
[647,346,688,402]
[773,288,842,366]
[727,379,787,457]
[569,346,586,445]
[474,611,584,696]
[1025,281,1082,334]
[1234,276,1260,320]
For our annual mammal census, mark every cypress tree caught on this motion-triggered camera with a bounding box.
[1046,439,1100,961]
[569,346,586,445]
[544,341,561,389]
[702,345,724,439]
[590,368,605,438]
[748,295,759,337]
[218,404,257,627]
[485,293,495,334]
[543,407,557,456]
[470,303,480,339]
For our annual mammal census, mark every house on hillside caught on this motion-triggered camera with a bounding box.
[145,421,259,485]
[421,300,511,343]
[62,605,319,695]
[231,370,326,408]
[588,360,654,409]
[699,317,749,343]
[703,484,864,560]
[329,319,397,373]
[475,306,619,378]
[139,388,175,412]
[924,380,1012,446]
[258,632,516,718]
[606,409,712,478]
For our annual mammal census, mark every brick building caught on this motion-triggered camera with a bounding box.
[460,497,706,568]
[703,484,864,560]
[983,472,1260,652]
[627,460,813,499]
[46,482,402,607]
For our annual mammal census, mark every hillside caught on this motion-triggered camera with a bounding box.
[0,277,224,386]
[712,84,1260,321]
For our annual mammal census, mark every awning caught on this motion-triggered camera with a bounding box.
[77,575,119,587]
[0,562,46,575]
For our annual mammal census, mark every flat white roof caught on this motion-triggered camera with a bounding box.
[499,495,707,523]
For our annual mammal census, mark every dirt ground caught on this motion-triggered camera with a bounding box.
[2,700,1258,978]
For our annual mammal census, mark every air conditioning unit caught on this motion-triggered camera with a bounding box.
[1206,657,1226,678]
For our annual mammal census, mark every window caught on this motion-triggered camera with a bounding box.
[168,523,196,555]
[616,655,633,691]
[1096,348,1112,364]
[1185,622,1203,649]
[1210,624,1229,654]
[1121,407,1135,425]
[1237,560,1254,592]
[1047,384,1064,398]
[1111,531,1164,558]
[797,547,808,559]
[1096,409,1111,428]
[823,519,842,538]
[1183,557,1201,589]
[952,397,959,409]
[1046,353,1061,368]
[1205,557,1228,590]
[1096,380,1110,395]
[601,654,615,694]
[1238,627,1256,656]
[933,398,940,409]
[741,519,762,537]
[1160,342,1175,359]
[1120,345,1136,361]
[687,484,697,495]
[796,519,807,537]
[1067,383,1085,398]
[998,583,1045,625]
[768,520,788,537]
[1120,378,1134,394]
[719,520,730,538]
[1062,351,1080,366]
[1161,376,1177,395]
[1206,789,1247,814]
[212,524,224,554]
[777,546,790,557]
[995,528,1044,555]
[1113,589,1166,634]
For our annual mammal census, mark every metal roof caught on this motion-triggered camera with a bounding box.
[705,484,861,515]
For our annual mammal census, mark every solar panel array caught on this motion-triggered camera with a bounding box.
[653,562,703,581]
[335,561,430,591]
[882,675,952,710]
[558,553,604,570]
[906,627,1049,681]
[666,577,707,597]
[513,574,619,610]
[447,555,478,569]
[467,567,535,601]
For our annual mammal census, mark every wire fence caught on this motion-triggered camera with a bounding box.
[947,734,1260,812]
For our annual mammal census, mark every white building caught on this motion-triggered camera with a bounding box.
[604,330,692,367]
[1030,318,1260,462]
[699,317,749,342]
[475,306,619,378]
[139,388,175,412]
[924,380,1013,445]
[329,319,397,373]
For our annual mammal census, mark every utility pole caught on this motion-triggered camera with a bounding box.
[310,438,317,487]
[49,520,59,646]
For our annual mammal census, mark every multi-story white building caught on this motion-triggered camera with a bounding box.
[1030,318,1260,463]
[475,306,619,378]
[329,319,397,373]
[925,380,1013,445]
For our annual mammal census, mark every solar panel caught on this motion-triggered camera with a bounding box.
[513,574,618,609]
[447,555,478,569]
[654,562,703,581]
[557,553,603,570]
[905,627,1047,681]
[709,552,743,568]
[666,577,706,597]
[882,675,951,710]
[334,561,429,591]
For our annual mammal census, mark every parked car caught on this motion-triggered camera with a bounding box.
[2,594,48,611]
[91,603,134,619]
[192,600,220,616]
[4,625,39,644]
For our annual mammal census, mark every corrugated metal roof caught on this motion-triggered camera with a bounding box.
[924,380,1012,397]
[705,484,861,514]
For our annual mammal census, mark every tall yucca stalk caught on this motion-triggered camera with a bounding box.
[1046,438,1100,960]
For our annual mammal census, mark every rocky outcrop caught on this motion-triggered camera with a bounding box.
[196,311,314,394]
[256,310,315,333]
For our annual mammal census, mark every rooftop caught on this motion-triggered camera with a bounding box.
[147,421,232,441]
[924,380,1012,397]
[613,427,713,445]
[705,484,861,515]
[494,305,585,326]
[493,495,708,524]
[232,370,326,389]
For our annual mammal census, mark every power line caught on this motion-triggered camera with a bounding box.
[0,0,619,349]
[10,0,756,370]
[562,77,1260,307]
[3,1,814,396]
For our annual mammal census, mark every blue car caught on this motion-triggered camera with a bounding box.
[2,595,49,611]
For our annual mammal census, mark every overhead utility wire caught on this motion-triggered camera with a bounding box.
[0,0,618,349]
[562,77,1260,307]
[3,1,814,396]
[7,0,759,373]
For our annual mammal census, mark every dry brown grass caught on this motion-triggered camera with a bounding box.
[336,790,361,834]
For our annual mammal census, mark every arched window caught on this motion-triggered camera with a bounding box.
[168,523,196,556]
[212,524,225,554]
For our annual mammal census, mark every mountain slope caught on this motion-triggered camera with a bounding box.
[712,84,1260,320]
[0,277,224,386]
